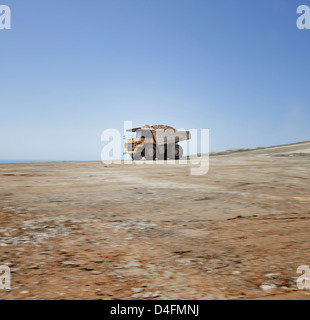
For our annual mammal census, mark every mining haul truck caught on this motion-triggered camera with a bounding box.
[124,125,191,160]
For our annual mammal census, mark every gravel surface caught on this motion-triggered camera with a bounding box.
[0,142,310,299]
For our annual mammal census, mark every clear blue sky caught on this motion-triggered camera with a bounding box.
[0,0,309,161]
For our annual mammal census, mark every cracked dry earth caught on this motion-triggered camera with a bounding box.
[0,142,310,300]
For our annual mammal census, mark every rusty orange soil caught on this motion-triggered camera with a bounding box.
[1,143,310,300]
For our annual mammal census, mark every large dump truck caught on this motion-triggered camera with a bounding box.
[124,125,191,160]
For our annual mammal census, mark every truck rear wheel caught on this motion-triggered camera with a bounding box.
[169,144,183,160]
[145,144,156,160]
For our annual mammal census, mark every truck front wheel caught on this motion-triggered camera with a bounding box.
[131,153,142,160]
[169,144,183,160]
[145,144,156,160]
[156,145,167,160]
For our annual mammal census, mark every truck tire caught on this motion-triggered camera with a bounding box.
[145,144,156,160]
[156,145,167,160]
[169,144,183,160]
[131,153,142,160]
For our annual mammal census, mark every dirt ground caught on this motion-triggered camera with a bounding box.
[1,141,310,300]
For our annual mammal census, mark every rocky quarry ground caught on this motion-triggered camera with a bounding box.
[0,141,310,300]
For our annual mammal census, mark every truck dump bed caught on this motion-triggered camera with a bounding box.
[126,125,191,146]
[154,129,191,146]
